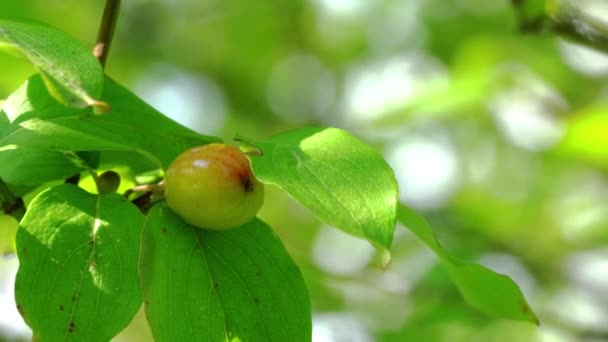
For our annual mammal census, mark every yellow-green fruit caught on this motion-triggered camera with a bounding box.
[164,143,264,230]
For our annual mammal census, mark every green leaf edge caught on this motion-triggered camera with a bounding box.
[397,204,540,325]
[0,17,106,109]
[249,126,398,262]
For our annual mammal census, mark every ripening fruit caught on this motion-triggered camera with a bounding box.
[164,143,264,230]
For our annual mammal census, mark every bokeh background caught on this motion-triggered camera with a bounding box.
[1,0,608,341]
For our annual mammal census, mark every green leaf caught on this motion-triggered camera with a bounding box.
[1,74,220,168]
[15,184,144,341]
[250,127,398,254]
[140,204,311,342]
[0,18,105,109]
[397,204,539,324]
[0,147,85,185]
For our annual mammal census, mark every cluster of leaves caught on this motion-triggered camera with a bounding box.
[0,18,537,341]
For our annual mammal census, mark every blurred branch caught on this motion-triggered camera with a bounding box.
[93,0,121,67]
[0,177,25,221]
[513,0,608,53]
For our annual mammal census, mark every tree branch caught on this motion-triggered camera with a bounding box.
[93,0,121,67]
[66,0,122,186]
[550,3,608,53]
[513,0,608,53]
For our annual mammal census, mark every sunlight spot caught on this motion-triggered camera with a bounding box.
[194,160,210,168]
[373,243,436,294]
[88,260,108,293]
[560,41,608,76]
[343,53,447,128]
[547,286,608,332]
[0,145,17,152]
[310,0,371,19]
[489,66,566,151]
[267,54,336,124]
[385,130,460,210]
[313,313,372,342]
[537,325,576,342]
[135,65,226,135]
[0,257,32,339]
[92,218,103,236]
[564,248,608,294]
[312,225,374,275]
[550,171,608,243]
[327,280,412,331]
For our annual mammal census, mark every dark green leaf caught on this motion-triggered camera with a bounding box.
[250,127,398,254]
[0,18,105,109]
[15,184,144,341]
[397,204,539,324]
[140,204,311,341]
[1,74,221,168]
[0,147,85,185]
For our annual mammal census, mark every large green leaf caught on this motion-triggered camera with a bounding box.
[140,204,311,341]
[397,204,539,324]
[0,74,220,168]
[250,127,398,254]
[0,147,85,185]
[14,184,144,341]
[0,18,105,109]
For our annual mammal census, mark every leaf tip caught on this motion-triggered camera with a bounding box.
[520,299,540,325]
[91,99,110,114]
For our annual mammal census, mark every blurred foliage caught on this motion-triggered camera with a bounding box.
[1,0,608,341]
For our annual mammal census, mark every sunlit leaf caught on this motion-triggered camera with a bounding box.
[0,18,105,109]
[15,184,144,341]
[140,204,311,341]
[0,74,220,168]
[250,127,398,256]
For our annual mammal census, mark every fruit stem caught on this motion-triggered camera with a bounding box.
[127,181,165,213]
[124,181,165,198]
[89,171,102,194]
